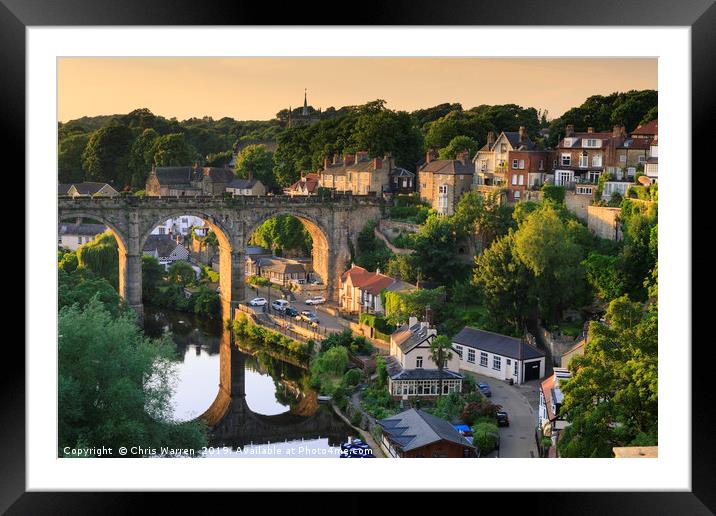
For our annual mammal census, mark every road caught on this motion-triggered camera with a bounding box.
[462,371,541,458]
[243,284,346,334]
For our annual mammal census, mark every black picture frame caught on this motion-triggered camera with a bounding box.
[5,0,712,512]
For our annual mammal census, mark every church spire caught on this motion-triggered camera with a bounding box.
[302,88,309,116]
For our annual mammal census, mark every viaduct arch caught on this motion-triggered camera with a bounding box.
[58,195,382,321]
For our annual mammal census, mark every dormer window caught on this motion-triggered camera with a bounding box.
[563,138,574,147]
[583,139,601,148]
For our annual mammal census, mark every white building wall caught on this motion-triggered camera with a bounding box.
[454,345,545,384]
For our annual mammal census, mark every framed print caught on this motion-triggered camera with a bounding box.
[6,0,713,511]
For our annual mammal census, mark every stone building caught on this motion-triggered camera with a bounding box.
[145,165,235,196]
[226,176,267,196]
[58,222,107,250]
[318,151,393,195]
[417,149,474,215]
[58,182,119,198]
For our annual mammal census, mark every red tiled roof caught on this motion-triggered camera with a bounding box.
[631,119,658,136]
[341,264,396,295]
[288,173,320,193]
[541,375,557,422]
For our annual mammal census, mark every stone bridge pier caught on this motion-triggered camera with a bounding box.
[58,195,382,322]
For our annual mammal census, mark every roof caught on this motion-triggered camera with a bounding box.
[68,182,117,195]
[378,409,474,452]
[383,279,417,294]
[321,157,386,176]
[58,223,107,236]
[58,183,73,195]
[153,166,234,186]
[557,132,615,149]
[418,159,474,175]
[618,138,652,150]
[340,264,397,295]
[227,177,260,190]
[452,326,545,361]
[390,368,463,381]
[503,131,536,151]
[143,234,182,257]
[540,368,571,422]
[391,167,415,178]
[631,119,658,136]
[287,173,320,194]
[257,257,306,275]
[245,246,271,256]
[562,339,586,361]
[391,321,434,354]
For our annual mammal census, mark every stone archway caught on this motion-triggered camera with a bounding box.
[139,210,243,321]
[244,211,336,299]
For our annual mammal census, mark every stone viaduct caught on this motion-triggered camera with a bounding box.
[58,195,383,321]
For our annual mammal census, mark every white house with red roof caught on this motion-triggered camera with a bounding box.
[339,264,415,315]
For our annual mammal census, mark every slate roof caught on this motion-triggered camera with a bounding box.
[557,132,615,149]
[154,167,199,185]
[378,409,475,452]
[503,131,536,151]
[257,257,306,275]
[418,159,474,175]
[58,223,107,236]
[143,234,181,257]
[390,368,463,381]
[227,177,259,190]
[618,138,651,150]
[452,326,545,360]
[58,183,73,195]
[391,321,433,354]
[391,167,415,178]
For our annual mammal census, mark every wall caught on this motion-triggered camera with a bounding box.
[564,191,593,221]
[587,205,623,241]
[538,325,579,367]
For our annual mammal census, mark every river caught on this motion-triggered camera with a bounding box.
[143,306,354,458]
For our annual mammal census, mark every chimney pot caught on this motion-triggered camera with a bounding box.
[565,124,575,138]
[519,126,526,142]
[587,127,594,134]
[487,131,496,146]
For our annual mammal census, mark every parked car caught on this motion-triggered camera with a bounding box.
[496,411,509,427]
[271,299,289,312]
[285,307,299,317]
[305,296,326,305]
[297,310,319,325]
[478,382,492,397]
[249,297,267,307]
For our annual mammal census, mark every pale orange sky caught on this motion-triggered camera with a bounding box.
[58,57,657,122]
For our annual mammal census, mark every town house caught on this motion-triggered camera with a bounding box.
[318,151,392,195]
[285,172,320,196]
[417,150,474,215]
[145,165,235,196]
[339,264,415,315]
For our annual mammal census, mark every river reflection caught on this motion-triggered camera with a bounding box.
[143,306,354,457]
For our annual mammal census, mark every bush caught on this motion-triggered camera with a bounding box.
[342,368,363,388]
[472,422,500,455]
[542,184,566,204]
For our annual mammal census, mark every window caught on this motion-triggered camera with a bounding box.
[584,138,601,148]
[512,159,518,169]
[467,348,476,364]
[416,356,423,368]
[454,345,463,359]
[576,186,593,195]
[506,359,511,366]
[519,159,525,169]
[619,155,627,163]
[480,160,487,171]
[519,174,524,186]
[493,356,501,370]
[513,190,521,200]
[588,171,601,183]
[514,363,519,377]
[560,154,571,166]
[501,144,507,153]
[512,174,518,185]
[638,155,647,163]
[539,160,545,170]
[480,352,488,367]
[553,159,558,168]
[592,155,602,167]
[579,152,589,168]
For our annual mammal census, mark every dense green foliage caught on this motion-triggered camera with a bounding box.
[249,215,312,257]
[558,295,658,457]
[353,220,393,272]
[472,421,500,455]
[59,299,208,457]
[75,231,120,288]
[232,312,313,360]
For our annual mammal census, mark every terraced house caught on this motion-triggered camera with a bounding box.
[145,164,235,196]
[318,151,392,195]
[418,149,474,215]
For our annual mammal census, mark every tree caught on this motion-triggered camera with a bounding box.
[59,132,90,183]
[76,231,119,289]
[558,295,657,457]
[192,287,221,318]
[429,335,454,397]
[582,252,625,301]
[353,220,393,273]
[351,109,424,169]
[59,299,208,456]
[472,421,500,455]
[128,128,159,188]
[452,190,513,252]
[81,122,134,187]
[234,144,277,192]
[473,231,534,333]
[385,254,417,284]
[151,133,196,167]
[250,215,312,257]
[142,255,164,302]
[384,287,445,326]
[410,214,469,285]
[167,261,196,287]
[512,205,589,324]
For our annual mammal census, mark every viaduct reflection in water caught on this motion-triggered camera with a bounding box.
[201,327,352,449]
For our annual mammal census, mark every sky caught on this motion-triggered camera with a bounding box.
[58,57,657,122]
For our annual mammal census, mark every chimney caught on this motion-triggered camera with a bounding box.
[612,124,621,138]
[332,154,340,165]
[424,304,433,326]
[356,151,369,162]
[565,124,575,137]
[487,131,496,147]
[518,126,526,143]
[458,149,470,165]
[248,169,253,181]
[373,157,383,170]
[344,153,355,166]
[384,152,393,170]
[408,315,418,328]
[324,157,330,169]
[426,149,438,163]
[587,127,594,134]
